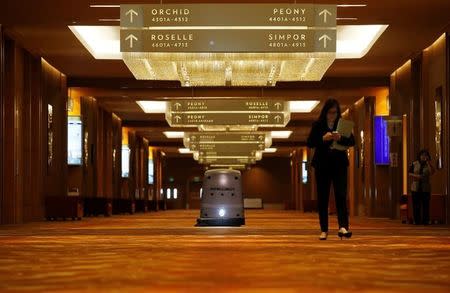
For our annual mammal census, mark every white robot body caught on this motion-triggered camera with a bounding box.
[196,169,245,226]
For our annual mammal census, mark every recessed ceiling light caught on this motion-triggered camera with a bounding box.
[69,26,121,60]
[337,25,388,59]
[289,100,320,113]
[337,4,367,7]
[270,131,292,139]
[263,148,277,153]
[136,101,167,113]
[99,18,120,22]
[163,131,185,139]
[337,17,358,21]
[89,4,120,8]
[179,148,194,154]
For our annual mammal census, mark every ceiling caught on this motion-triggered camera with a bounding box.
[2,0,450,79]
[1,0,449,157]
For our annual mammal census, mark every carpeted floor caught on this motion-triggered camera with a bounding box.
[0,210,449,292]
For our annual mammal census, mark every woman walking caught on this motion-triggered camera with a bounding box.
[307,98,355,240]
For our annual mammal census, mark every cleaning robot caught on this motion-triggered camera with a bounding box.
[196,168,245,226]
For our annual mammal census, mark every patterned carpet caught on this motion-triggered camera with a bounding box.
[0,210,449,293]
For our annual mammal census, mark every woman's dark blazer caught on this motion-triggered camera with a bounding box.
[306,120,355,169]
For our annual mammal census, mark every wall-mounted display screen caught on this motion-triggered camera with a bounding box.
[148,159,154,184]
[122,145,130,178]
[67,116,82,165]
[374,116,390,165]
[301,161,308,184]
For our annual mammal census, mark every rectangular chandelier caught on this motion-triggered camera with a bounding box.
[122,52,336,86]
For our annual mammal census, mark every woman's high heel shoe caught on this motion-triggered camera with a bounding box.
[338,227,352,240]
[319,232,328,240]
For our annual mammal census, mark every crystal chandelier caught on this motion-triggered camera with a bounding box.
[122,52,336,86]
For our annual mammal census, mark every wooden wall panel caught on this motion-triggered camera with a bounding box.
[3,37,19,223]
[345,98,376,217]
[421,34,448,197]
[66,96,123,200]
[389,33,449,222]
[81,96,98,198]
[42,60,67,199]
[390,62,413,219]
[0,25,4,222]
[1,35,67,224]
[112,114,122,199]
[243,157,291,208]
[164,157,204,209]
[151,149,164,207]
[289,148,309,211]
[447,33,450,224]
[121,131,137,200]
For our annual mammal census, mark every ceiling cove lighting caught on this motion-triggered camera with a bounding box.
[271,131,293,139]
[178,148,194,154]
[289,100,320,113]
[136,101,167,113]
[337,25,388,59]
[337,4,367,8]
[99,18,120,22]
[69,26,121,60]
[89,4,120,8]
[163,131,185,139]
[263,148,277,153]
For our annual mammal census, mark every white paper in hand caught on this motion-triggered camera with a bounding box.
[331,119,354,151]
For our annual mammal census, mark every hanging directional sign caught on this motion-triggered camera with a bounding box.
[166,112,289,127]
[189,142,265,153]
[198,150,258,157]
[185,132,266,144]
[170,100,288,113]
[120,4,336,28]
[120,29,336,53]
[198,156,257,165]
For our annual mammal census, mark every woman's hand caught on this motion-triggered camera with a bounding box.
[332,132,341,141]
[410,173,422,181]
[323,132,334,141]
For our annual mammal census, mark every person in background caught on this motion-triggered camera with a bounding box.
[307,98,355,240]
[408,149,435,225]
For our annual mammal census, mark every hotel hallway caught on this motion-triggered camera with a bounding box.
[0,210,449,293]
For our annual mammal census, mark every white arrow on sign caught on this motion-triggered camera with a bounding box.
[173,102,182,110]
[274,102,282,110]
[258,135,264,140]
[274,115,282,123]
[125,34,138,48]
[319,34,332,49]
[126,9,139,23]
[319,9,332,23]
[174,115,182,123]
